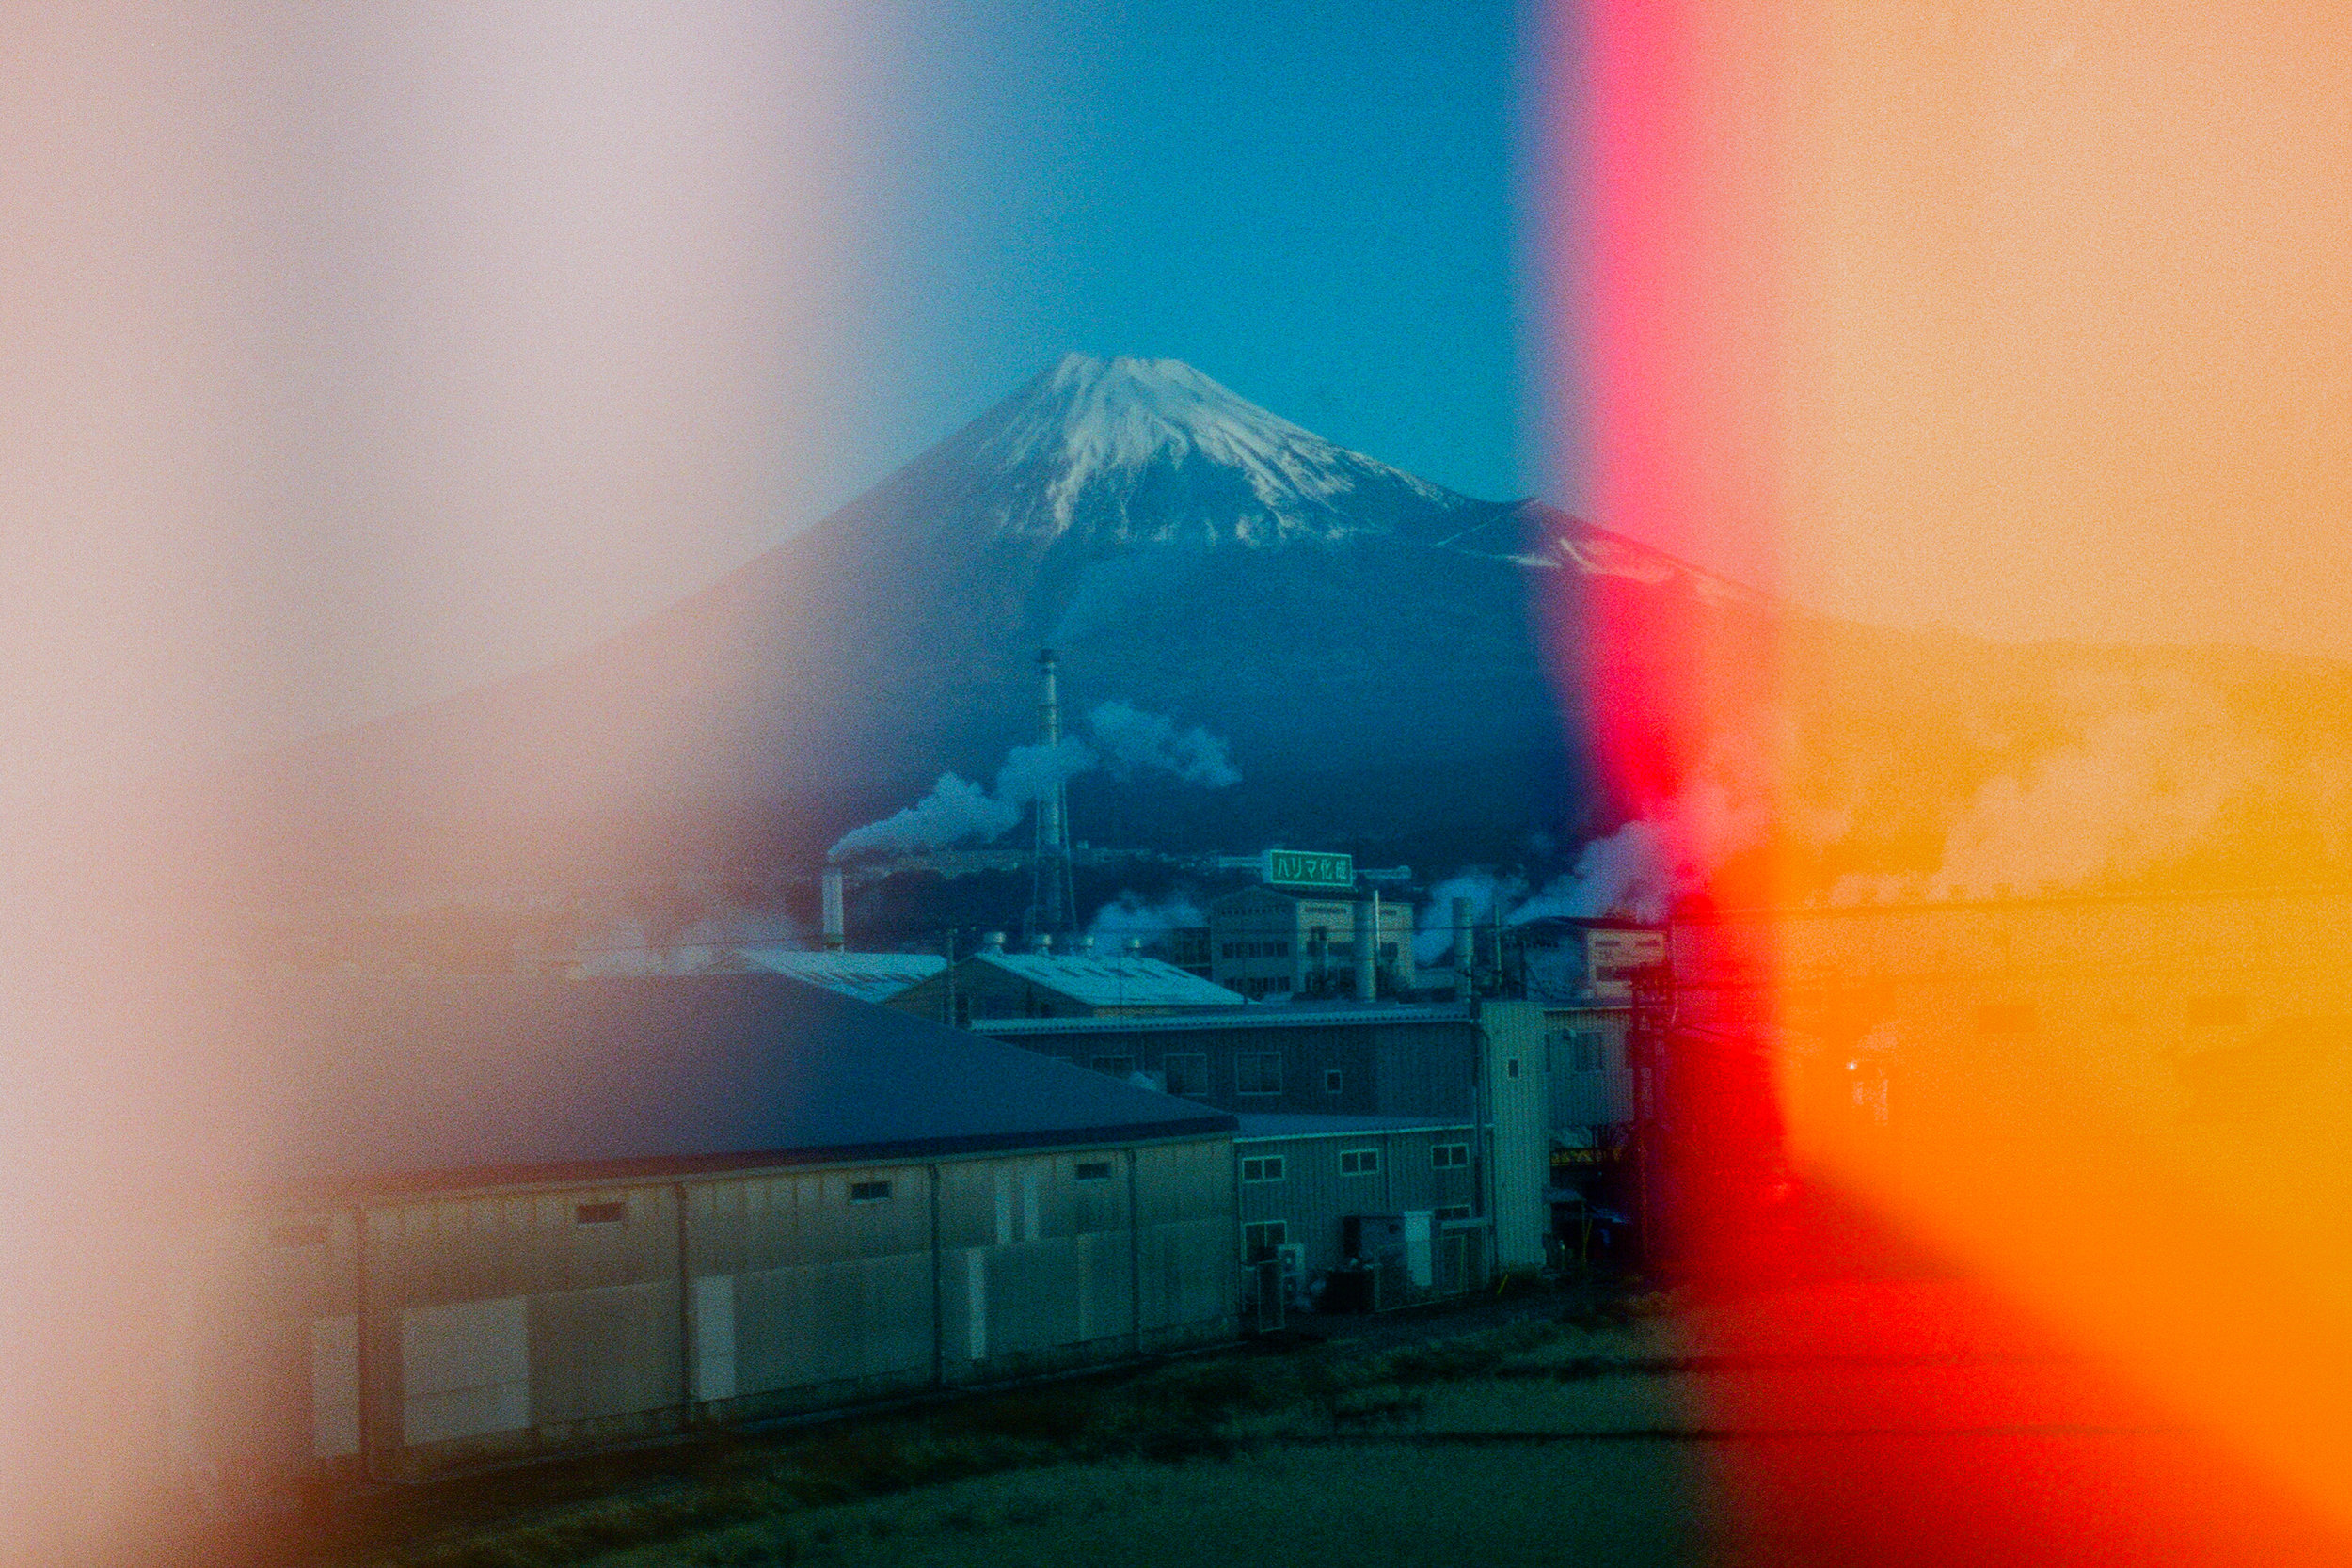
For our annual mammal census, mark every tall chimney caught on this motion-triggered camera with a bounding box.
[1025,647,1076,938]
[1452,895,1474,999]
[819,865,845,951]
[1353,896,1377,1002]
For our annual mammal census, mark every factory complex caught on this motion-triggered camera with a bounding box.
[182,651,2352,1518]
[174,908,1658,1505]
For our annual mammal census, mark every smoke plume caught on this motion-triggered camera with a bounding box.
[1924,680,2256,900]
[1413,869,1528,966]
[1085,701,1240,787]
[826,773,1020,862]
[829,703,1238,861]
[1087,891,1206,948]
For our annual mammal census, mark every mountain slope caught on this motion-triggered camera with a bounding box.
[264,353,2352,904]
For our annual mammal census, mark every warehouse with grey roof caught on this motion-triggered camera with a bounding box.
[180,974,1239,1497]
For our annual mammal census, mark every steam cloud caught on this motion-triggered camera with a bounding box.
[1833,677,2260,904]
[1085,701,1241,787]
[1086,891,1206,947]
[1413,869,1528,966]
[829,703,1238,861]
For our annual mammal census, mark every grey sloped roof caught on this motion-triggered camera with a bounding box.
[1233,1114,1473,1139]
[972,952,1245,1010]
[226,974,1234,1197]
[738,947,946,1003]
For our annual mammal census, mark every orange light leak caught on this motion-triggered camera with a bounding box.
[1544,1,2352,1561]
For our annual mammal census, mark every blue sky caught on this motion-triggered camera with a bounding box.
[834,0,1544,510]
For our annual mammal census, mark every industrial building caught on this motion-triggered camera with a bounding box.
[1508,917,1670,1006]
[976,1001,1560,1273]
[1673,886,2352,1144]
[886,938,1245,1024]
[1232,1115,1490,1311]
[973,1003,1485,1115]
[1207,884,1418,1000]
[176,974,1239,1497]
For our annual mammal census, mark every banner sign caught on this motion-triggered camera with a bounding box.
[1263,849,1354,890]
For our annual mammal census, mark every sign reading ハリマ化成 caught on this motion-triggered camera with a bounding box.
[1263,849,1354,890]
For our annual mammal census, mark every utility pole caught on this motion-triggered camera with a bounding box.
[1627,958,1675,1264]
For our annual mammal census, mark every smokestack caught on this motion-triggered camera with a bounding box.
[1353,896,1377,1002]
[1038,648,1067,858]
[1452,895,1474,999]
[1025,648,1076,939]
[819,865,845,952]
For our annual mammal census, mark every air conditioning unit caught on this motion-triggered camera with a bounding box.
[1275,1243,1307,1303]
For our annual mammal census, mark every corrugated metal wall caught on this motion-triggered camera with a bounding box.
[1233,1126,1479,1274]
[980,1016,1484,1117]
[1481,1001,1553,1271]
[195,1135,1236,1486]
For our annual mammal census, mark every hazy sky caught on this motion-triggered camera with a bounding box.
[843,0,1540,509]
[8,0,2350,761]
[213,0,1538,736]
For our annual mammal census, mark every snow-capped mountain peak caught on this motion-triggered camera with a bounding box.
[931,353,1475,546]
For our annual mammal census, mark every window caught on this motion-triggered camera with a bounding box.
[268,1220,328,1247]
[1074,1161,1113,1181]
[1236,1052,1284,1094]
[1089,1054,1135,1078]
[575,1201,627,1225]
[953,993,972,1028]
[1339,1148,1380,1176]
[1506,1057,1520,1079]
[2186,995,2248,1028]
[1163,1053,1208,1095]
[1243,1220,1287,1259]
[1274,940,1290,958]
[1379,942,1398,963]
[1436,1204,1472,1222]
[1270,975,1292,993]
[1324,1069,1343,1095]
[1431,1143,1469,1169]
[1976,1003,2038,1036]
[1241,1155,1286,1183]
[849,1180,893,1203]
[1568,1030,1605,1072]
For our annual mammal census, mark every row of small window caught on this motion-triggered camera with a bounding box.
[267,1163,1127,1243]
[1235,975,1293,998]
[1240,1143,1467,1184]
[1220,939,1293,959]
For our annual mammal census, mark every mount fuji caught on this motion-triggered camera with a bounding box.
[260,351,2352,911]
[271,352,1771,889]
